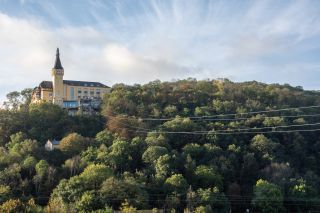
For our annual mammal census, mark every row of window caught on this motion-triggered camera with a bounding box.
[45,88,104,101]
[78,91,100,95]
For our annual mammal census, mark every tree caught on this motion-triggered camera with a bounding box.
[60,133,91,156]
[155,154,173,180]
[195,205,212,213]
[3,88,33,111]
[182,143,205,161]
[22,155,37,176]
[0,185,11,203]
[261,162,292,188]
[164,174,188,194]
[194,165,223,189]
[251,179,283,213]
[34,160,49,194]
[120,199,138,213]
[95,130,114,147]
[28,102,70,142]
[196,187,229,212]
[250,134,277,161]
[6,132,27,150]
[76,191,103,212]
[142,146,168,164]
[20,88,33,107]
[100,176,149,209]
[79,164,112,189]
[145,132,169,148]
[0,199,24,212]
[9,139,38,161]
[108,139,133,171]
[4,91,21,110]
[35,160,49,178]
[63,155,82,177]
[0,164,22,195]
[162,117,197,149]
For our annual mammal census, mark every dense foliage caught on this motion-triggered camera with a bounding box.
[1,79,320,212]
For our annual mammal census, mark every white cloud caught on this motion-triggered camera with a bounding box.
[1,0,320,103]
[0,11,195,103]
[101,43,194,83]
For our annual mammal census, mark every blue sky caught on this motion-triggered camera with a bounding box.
[0,0,320,103]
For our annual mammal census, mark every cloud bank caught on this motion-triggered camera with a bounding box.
[0,0,320,102]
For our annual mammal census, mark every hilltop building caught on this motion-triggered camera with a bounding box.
[32,48,110,113]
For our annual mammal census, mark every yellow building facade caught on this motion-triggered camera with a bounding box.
[32,48,110,108]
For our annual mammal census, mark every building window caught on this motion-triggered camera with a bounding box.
[78,90,82,94]
[70,87,75,100]
[84,91,88,94]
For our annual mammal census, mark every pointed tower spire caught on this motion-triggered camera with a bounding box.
[54,48,63,69]
[52,48,64,107]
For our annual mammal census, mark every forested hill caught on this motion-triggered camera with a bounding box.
[1,79,320,212]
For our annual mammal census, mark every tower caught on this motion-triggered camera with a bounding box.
[51,48,64,106]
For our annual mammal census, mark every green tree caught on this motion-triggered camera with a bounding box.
[20,88,33,107]
[155,154,173,180]
[164,174,188,194]
[196,187,229,212]
[252,179,283,213]
[250,134,277,161]
[0,185,11,203]
[108,139,133,171]
[100,176,149,209]
[194,165,223,189]
[142,146,168,164]
[4,91,21,111]
[21,155,37,176]
[145,132,169,148]
[95,130,114,147]
[35,160,49,178]
[80,164,112,189]
[76,191,103,212]
[0,164,22,195]
[28,102,71,142]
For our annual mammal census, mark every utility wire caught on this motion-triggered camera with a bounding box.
[135,128,320,135]
[193,122,320,133]
[104,105,320,135]
[106,113,320,134]
[141,113,320,121]
[107,115,320,135]
[136,105,320,120]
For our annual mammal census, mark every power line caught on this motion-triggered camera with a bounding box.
[193,122,320,133]
[104,106,320,135]
[106,113,320,134]
[137,105,320,120]
[141,113,320,122]
[105,115,320,135]
[135,128,320,135]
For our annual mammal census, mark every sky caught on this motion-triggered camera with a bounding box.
[0,0,320,103]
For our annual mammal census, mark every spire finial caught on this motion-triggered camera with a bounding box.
[53,48,63,69]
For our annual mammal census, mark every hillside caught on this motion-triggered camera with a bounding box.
[1,79,320,212]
